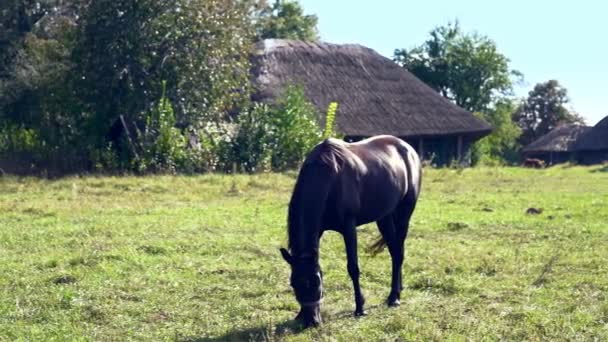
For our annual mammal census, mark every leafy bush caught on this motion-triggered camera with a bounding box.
[472,100,522,165]
[225,103,273,173]
[137,82,188,173]
[225,85,322,172]
[267,85,322,170]
[0,124,40,154]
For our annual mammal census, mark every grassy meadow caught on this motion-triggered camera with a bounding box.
[1,166,607,341]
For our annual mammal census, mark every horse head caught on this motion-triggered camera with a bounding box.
[280,248,323,327]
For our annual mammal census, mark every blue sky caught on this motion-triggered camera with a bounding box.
[300,0,607,125]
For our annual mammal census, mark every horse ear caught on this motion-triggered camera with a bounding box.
[280,248,292,265]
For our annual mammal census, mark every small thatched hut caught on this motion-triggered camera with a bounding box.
[574,116,608,164]
[522,115,608,165]
[251,39,491,165]
[522,124,591,165]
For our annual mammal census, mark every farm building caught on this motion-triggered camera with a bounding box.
[574,116,608,164]
[522,116,608,165]
[521,124,591,165]
[251,39,492,165]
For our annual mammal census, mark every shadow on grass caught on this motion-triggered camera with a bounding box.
[182,304,385,342]
[182,320,305,342]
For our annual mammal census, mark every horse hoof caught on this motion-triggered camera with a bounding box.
[387,299,401,307]
[354,310,367,317]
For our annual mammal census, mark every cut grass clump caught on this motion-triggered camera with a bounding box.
[137,245,168,255]
[52,275,77,285]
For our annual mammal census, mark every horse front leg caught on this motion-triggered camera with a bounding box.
[343,220,366,316]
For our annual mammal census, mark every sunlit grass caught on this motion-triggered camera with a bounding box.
[1,166,607,341]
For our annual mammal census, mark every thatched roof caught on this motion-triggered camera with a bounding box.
[251,39,492,139]
[574,116,608,151]
[522,124,592,153]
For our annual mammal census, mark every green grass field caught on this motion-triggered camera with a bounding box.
[1,166,607,341]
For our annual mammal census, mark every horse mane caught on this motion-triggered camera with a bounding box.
[287,139,347,253]
[303,139,350,173]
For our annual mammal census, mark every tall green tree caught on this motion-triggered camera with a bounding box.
[0,0,82,152]
[72,0,256,142]
[394,22,521,113]
[514,80,585,146]
[256,0,318,41]
[0,0,48,79]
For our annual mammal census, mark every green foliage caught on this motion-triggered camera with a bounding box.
[0,0,83,153]
[256,0,319,41]
[514,80,586,146]
[267,85,322,170]
[226,103,273,173]
[472,100,522,165]
[1,0,264,173]
[0,0,327,174]
[226,85,321,172]
[394,21,521,113]
[0,0,59,81]
[72,0,256,143]
[137,81,187,173]
[322,102,340,139]
[0,124,40,153]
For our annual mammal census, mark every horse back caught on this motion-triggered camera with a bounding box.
[322,136,421,225]
[349,135,421,198]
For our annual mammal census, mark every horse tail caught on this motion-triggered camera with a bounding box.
[368,138,421,257]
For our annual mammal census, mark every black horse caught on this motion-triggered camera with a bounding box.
[280,135,422,327]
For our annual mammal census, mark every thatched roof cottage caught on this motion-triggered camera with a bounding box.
[522,115,608,165]
[574,116,608,164]
[251,39,492,165]
[522,124,591,165]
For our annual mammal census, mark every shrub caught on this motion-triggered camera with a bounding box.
[225,103,273,173]
[267,85,321,170]
[472,100,522,166]
[0,124,40,154]
[225,85,322,172]
[137,81,188,173]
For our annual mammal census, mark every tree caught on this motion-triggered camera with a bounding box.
[514,80,585,146]
[72,0,256,144]
[472,100,522,165]
[0,0,49,78]
[394,22,521,113]
[256,0,318,41]
[1,0,260,172]
[0,0,324,173]
[0,0,83,152]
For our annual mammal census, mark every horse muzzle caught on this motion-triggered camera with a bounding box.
[295,303,322,327]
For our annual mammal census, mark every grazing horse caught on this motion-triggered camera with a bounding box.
[280,135,422,327]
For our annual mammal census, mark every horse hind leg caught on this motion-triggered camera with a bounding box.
[376,215,403,307]
[391,193,418,299]
[376,194,417,307]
